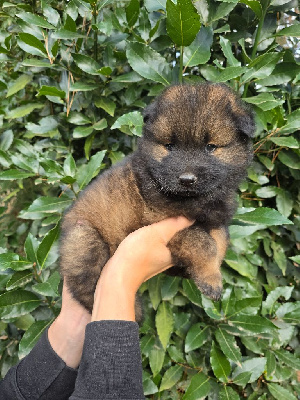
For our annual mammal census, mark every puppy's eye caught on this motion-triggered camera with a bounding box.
[206,144,217,153]
[165,143,175,151]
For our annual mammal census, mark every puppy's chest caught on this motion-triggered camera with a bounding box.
[141,197,225,226]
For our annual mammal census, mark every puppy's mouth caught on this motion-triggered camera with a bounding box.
[153,178,212,198]
[147,168,223,198]
[161,187,200,198]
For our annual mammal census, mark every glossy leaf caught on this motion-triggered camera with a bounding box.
[126,42,172,85]
[155,301,174,349]
[6,103,44,119]
[240,0,262,18]
[233,357,266,383]
[0,169,36,180]
[219,386,239,400]
[234,207,293,225]
[228,315,277,335]
[278,150,300,169]
[52,30,86,39]
[63,154,76,177]
[142,371,158,395]
[111,111,143,136]
[182,279,202,307]
[149,344,165,376]
[185,324,209,352]
[37,86,66,99]
[161,276,180,300]
[242,52,282,82]
[24,233,39,264]
[210,341,231,383]
[72,54,101,75]
[276,24,300,37]
[273,349,300,370]
[73,125,94,139]
[16,12,55,29]
[6,74,32,98]
[19,320,52,358]
[148,275,162,310]
[270,137,299,149]
[216,66,247,83]
[0,253,19,271]
[267,383,297,400]
[95,98,116,116]
[182,372,210,400]
[244,93,284,111]
[76,150,106,190]
[166,0,201,46]
[262,286,294,316]
[126,0,140,26]
[93,119,107,131]
[183,26,213,67]
[220,36,240,66]
[19,196,72,219]
[159,365,183,391]
[18,33,47,55]
[215,328,241,364]
[6,271,33,290]
[0,290,40,318]
[144,0,166,11]
[32,272,61,297]
[37,224,60,269]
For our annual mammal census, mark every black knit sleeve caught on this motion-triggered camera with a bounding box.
[70,320,145,400]
[0,328,78,400]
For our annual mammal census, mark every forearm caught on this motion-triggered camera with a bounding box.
[72,262,145,399]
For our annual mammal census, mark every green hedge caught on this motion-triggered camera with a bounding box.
[0,0,299,398]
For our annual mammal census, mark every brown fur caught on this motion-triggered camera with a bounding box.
[60,83,255,314]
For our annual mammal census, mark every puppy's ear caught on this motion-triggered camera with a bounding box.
[226,98,256,138]
[223,86,256,138]
[234,107,256,138]
[143,100,158,124]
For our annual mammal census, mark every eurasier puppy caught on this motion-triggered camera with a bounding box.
[60,83,255,313]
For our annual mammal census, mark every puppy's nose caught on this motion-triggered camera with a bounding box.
[179,173,197,186]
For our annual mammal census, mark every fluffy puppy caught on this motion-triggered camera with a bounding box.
[60,83,255,313]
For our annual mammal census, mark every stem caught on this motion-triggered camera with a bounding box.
[287,92,292,114]
[93,5,98,62]
[179,46,184,84]
[94,30,98,62]
[243,1,269,97]
[251,7,267,60]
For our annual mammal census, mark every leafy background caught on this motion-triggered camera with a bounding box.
[0,0,299,398]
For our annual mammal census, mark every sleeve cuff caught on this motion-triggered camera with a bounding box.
[16,327,78,400]
[70,320,145,399]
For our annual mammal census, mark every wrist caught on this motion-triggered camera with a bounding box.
[48,310,90,369]
[92,268,136,322]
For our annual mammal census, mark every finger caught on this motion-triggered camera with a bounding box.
[151,216,195,244]
[144,263,174,282]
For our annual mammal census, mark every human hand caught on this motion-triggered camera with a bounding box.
[48,217,193,360]
[48,284,91,368]
[92,216,194,322]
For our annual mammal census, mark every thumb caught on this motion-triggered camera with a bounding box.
[151,216,195,244]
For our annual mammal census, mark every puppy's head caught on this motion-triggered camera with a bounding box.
[139,83,255,198]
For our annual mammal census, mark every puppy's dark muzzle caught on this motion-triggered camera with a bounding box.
[179,173,197,186]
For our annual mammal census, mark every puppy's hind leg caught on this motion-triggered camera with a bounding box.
[60,220,110,313]
[167,225,228,301]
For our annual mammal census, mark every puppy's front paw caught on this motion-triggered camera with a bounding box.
[196,274,223,301]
